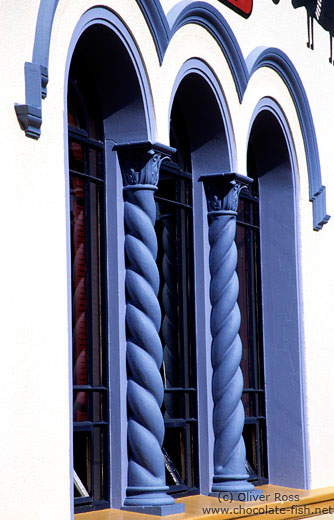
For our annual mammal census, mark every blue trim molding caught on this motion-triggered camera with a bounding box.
[168,58,236,171]
[247,47,330,231]
[15,0,164,138]
[14,62,44,139]
[137,0,169,63]
[32,0,60,75]
[169,2,248,101]
[17,0,329,229]
[14,0,57,138]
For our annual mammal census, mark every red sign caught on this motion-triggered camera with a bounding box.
[218,0,253,17]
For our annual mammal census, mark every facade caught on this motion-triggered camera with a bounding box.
[1,0,334,518]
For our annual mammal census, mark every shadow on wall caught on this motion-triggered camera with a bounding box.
[274,0,334,64]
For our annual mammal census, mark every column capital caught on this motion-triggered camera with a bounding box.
[114,141,176,188]
[199,172,253,215]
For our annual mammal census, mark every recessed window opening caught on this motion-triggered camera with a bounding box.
[68,57,109,513]
[159,69,234,495]
[155,99,199,496]
[245,107,306,488]
[237,149,268,484]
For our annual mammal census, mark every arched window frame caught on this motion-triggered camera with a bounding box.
[64,7,157,513]
[167,59,239,496]
[247,97,309,489]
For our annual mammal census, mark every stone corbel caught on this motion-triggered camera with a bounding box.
[14,62,48,139]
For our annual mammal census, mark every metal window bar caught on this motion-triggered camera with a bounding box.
[154,195,192,210]
[69,127,104,149]
[164,387,197,393]
[236,219,260,231]
[69,169,104,185]
[70,134,109,511]
[73,385,108,391]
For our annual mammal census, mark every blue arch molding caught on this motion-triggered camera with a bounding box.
[14,0,59,138]
[247,47,330,230]
[137,0,169,62]
[14,0,169,138]
[168,1,248,101]
[15,0,329,229]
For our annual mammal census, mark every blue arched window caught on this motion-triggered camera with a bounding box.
[245,102,308,488]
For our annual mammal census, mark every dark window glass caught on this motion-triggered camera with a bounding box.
[68,77,109,512]
[236,161,268,484]
[155,102,199,495]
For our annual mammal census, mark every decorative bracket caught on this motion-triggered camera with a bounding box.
[15,62,48,139]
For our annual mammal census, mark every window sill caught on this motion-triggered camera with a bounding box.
[74,485,334,519]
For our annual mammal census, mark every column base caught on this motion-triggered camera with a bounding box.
[210,489,264,502]
[123,485,184,515]
[122,503,185,516]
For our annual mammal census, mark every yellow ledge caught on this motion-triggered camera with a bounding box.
[75,485,334,520]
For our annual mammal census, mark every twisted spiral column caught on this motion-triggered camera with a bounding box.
[72,183,88,421]
[200,173,256,496]
[160,213,178,418]
[116,142,184,514]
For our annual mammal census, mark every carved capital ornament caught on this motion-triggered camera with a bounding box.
[199,172,253,215]
[115,141,175,188]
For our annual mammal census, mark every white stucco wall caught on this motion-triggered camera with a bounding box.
[0,0,333,518]
[0,2,71,520]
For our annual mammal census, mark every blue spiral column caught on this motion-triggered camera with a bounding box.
[200,173,262,501]
[160,213,178,419]
[116,142,185,516]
